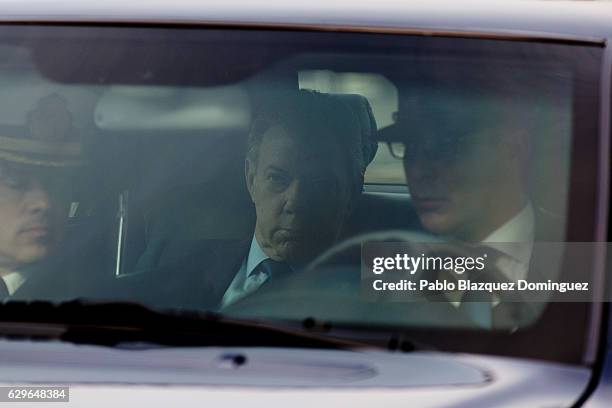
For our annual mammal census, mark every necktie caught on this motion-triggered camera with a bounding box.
[457,246,507,329]
[240,259,293,299]
[221,259,294,309]
[460,245,528,329]
[257,258,293,282]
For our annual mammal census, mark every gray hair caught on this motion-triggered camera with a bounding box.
[246,90,374,194]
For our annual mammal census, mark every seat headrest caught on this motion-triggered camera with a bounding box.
[328,93,379,168]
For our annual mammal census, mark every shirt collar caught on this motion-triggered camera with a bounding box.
[482,202,535,265]
[0,269,27,296]
[245,235,270,278]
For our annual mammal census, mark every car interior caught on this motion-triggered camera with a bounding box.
[71,68,568,284]
[2,25,601,363]
[89,85,424,282]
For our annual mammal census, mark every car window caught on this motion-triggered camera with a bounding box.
[0,25,603,363]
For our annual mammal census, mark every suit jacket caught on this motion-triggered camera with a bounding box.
[7,262,75,302]
[9,274,52,301]
[119,206,562,319]
[527,206,563,275]
[123,238,251,311]
[486,206,564,328]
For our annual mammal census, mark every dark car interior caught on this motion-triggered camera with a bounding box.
[14,26,598,365]
[95,88,424,279]
[55,53,567,299]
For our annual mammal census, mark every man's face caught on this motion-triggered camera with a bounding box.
[246,125,354,266]
[0,161,71,270]
[403,130,522,241]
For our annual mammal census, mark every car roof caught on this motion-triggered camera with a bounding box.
[1,0,612,44]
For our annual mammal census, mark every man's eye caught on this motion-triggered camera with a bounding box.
[267,173,288,186]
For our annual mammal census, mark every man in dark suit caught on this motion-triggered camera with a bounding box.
[379,74,565,328]
[394,90,558,256]
[0,94,84,301]
[132,90,378,310]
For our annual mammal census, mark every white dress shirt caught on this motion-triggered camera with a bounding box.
[482,202,535,282]
[0,269,27,296]
[455,203,535,328]
[220,235,271,308]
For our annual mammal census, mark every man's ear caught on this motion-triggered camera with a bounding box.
[245,158,256,203]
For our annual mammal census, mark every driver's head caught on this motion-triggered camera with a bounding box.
[398,83,532,242]
[246,90,377,267]
[0,94,83,271]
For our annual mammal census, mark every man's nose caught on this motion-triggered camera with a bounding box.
[404,155,437,182]
[282,179,308,216]
[22,180,52,214]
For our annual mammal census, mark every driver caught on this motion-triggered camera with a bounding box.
[293,76,560,328]
[0,94,84,300]
[383,75,561,326]
[388,78,559,277]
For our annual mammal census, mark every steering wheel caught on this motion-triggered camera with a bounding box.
[223,230,536,330]
[300,229,538,328]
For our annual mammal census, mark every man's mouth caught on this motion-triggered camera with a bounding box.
[19,226,51,239]
[412,196,448,211]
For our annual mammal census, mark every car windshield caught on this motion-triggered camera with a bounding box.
[0,25,604,363]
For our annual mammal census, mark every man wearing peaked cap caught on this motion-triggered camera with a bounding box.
[0,93,84,300]
[377,72,562,328]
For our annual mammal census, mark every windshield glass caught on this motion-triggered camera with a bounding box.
[0,25,604,363]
